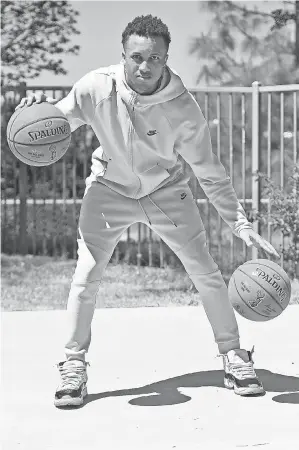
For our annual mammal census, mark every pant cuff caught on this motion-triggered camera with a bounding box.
[217,338,240,354]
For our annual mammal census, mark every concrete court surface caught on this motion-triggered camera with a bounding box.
[2,305,299,450]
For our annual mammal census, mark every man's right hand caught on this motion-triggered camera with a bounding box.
[15,93,57,110]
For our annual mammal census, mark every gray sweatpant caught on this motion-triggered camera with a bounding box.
[64,178,240,361]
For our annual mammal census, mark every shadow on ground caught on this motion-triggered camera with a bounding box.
[61,369,299,410]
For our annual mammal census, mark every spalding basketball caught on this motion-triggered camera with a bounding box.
[228,259,291,321]
[6,102,71,166]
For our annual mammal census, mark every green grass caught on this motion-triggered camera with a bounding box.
[1,254,298,312]
[1,254,201,311]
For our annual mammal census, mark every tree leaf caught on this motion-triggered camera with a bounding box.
[1,0,81,84]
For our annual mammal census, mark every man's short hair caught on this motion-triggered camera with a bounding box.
[122,14,171,50]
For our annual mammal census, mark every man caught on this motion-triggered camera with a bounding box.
[17,15,279,408]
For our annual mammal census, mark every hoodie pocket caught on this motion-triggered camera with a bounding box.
[137,163,171,192]
[101,160,136,185]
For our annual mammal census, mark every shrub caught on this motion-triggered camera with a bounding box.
[253,164,299,279]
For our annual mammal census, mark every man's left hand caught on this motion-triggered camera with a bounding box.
[239,228,280,259]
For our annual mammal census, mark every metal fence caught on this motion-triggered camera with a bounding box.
[1,82,298,276]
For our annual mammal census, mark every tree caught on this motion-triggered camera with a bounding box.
[1,1,80,86]
[190,1,298,86]
[189,1,298,199]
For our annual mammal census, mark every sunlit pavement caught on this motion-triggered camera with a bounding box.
[2,306,299,450]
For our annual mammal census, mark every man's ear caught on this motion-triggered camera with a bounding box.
[165,54,168,65]
[121,52,125,64]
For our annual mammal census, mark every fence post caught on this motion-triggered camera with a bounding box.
[137,223,142,270]
[159,239,164,268]
[18,82,28,255]
[148,228,153,267]
[251,81,261,260]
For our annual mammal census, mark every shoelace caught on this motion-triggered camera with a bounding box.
[58,364,88,390]
[229,362,257,380]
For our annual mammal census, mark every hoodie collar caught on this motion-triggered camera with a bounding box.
[114,62,186,106]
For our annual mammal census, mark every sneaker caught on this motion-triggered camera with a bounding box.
[220,347,265,396]
[54,360,89,407]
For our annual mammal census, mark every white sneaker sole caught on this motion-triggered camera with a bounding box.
[54,386,88,407]
[224,377,265,396]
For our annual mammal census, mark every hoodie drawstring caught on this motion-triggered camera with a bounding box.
[137,195,178,228]
[137,199,152,225]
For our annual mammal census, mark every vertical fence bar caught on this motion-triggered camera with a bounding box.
[52,162,57,258]
[127,228,130,242]
[267,93,272,243]
[293,91,298,277]
[18,163,28,255]
[12,92,18,253]
[2,132,7,252]
[1,92,10,252]
[114,243,120,264]
[13,158,17,254]
[32,167,37,255]
[125,227,131,263]
[280,92,285,266]
[216,93,222,259]
[280,93,285,188]
[159,238,164,268]
[62,157,67,256]
[251,81,261,260]
[1,198,6,251]
[4,94,13,253]
[42,168,47,256]
[61,89,67,257]
[229,93,234,266]
[17,82,28,254]
[241,94,247,259]
[83,138,87,181]
[52,89,58,258]
[204,93,211,249]
[148,228,153,267]
[293,92,298,164]
[137,223,142,269]
[37,88,47,257]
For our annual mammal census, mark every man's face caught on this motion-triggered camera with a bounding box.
[122,34,168,95]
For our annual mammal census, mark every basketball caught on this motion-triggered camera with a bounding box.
[228,259,291,321]
[6,102,71,167]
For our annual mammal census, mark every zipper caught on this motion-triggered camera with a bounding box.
[129,95,135,170]
[127,94,141,198]
[137,195,178,228]
[147,195,178,227]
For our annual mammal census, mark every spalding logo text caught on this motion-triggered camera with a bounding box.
[28,124,69,142]
[254,268,287,302]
